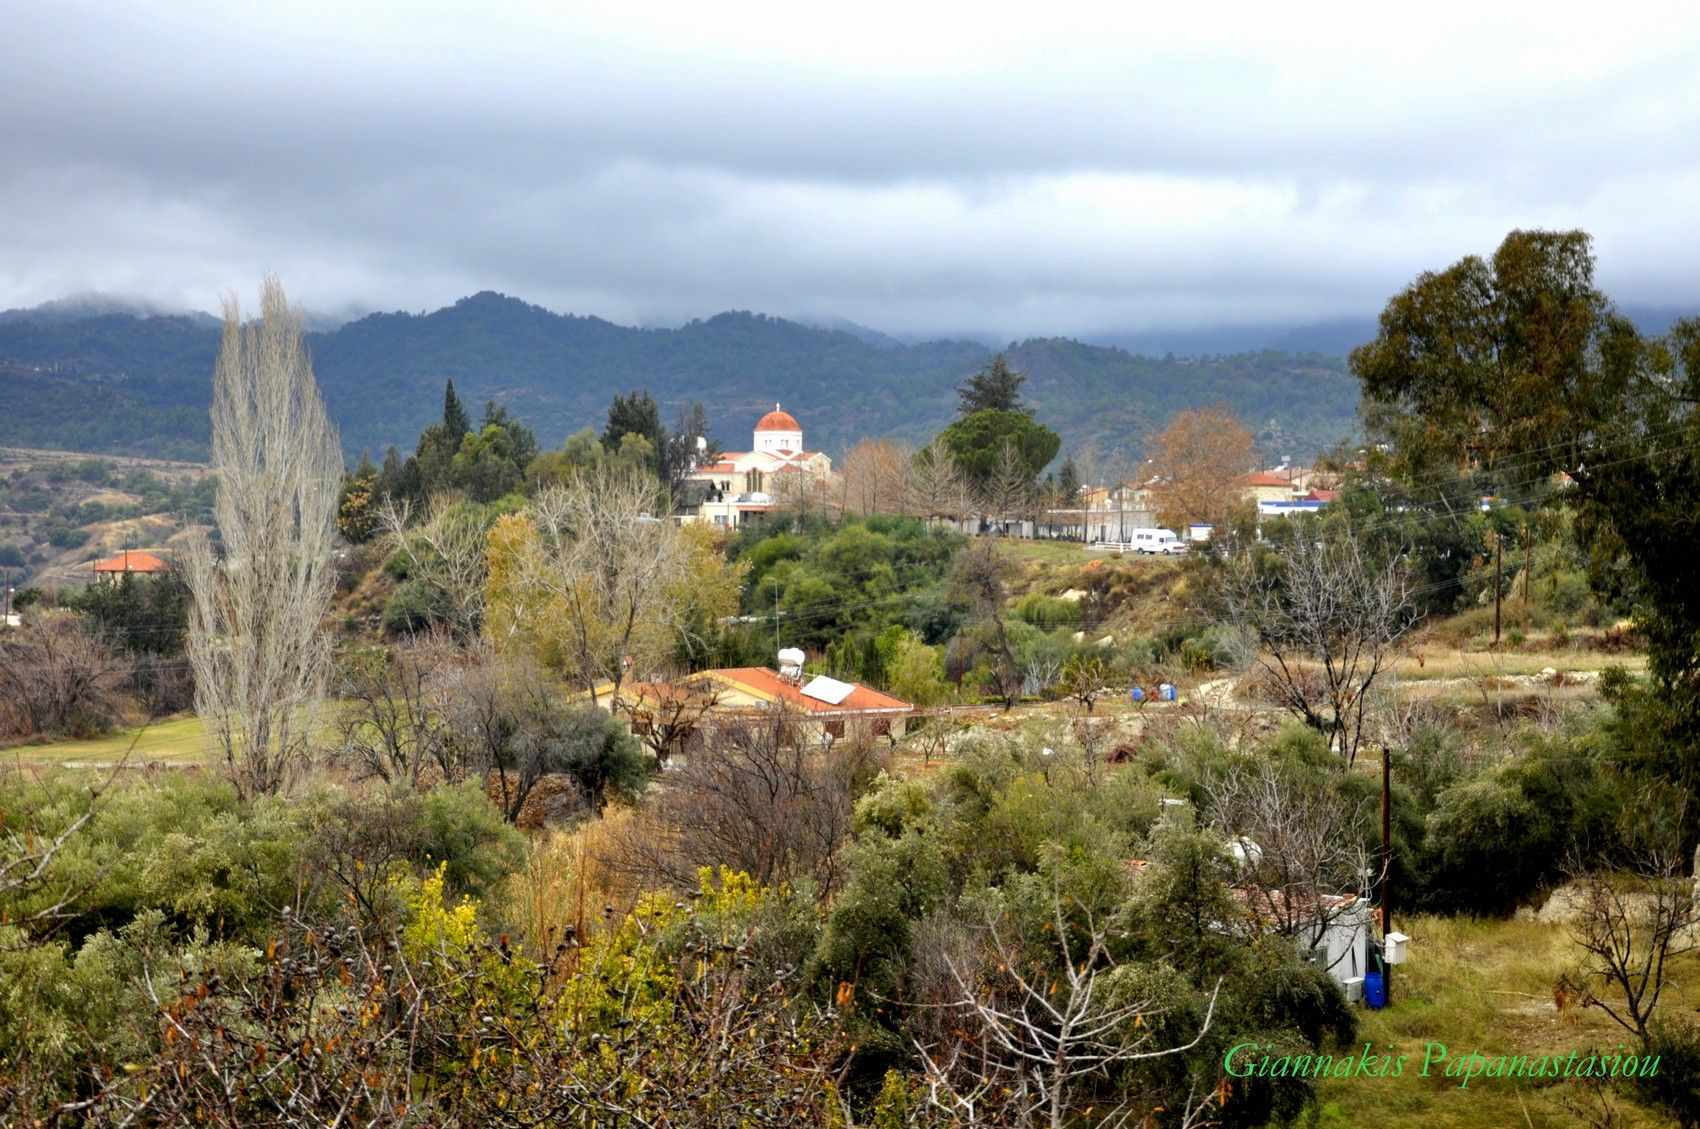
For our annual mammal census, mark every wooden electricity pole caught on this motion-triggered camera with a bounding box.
[1493,533,1503,645]
[1381,741,1393,1000]
[1380,744,1392,937]
[1523,521,1533,610]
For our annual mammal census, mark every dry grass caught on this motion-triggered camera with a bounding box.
[1392,647,1646,682]
[501,805,652,962]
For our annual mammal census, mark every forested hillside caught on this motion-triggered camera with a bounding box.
[0,292,1360,461]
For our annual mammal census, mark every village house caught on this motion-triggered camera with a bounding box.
[689,665,912,743]
[601,653,913,754]
[681,405,833,529]
[90,549,171,582]
[1242,464,1340,523]
[1242,470,1304,506]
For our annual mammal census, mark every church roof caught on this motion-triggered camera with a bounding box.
[755,404,801,432]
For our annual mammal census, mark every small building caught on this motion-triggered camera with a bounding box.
[1044,482,1156,544]
[1126,856,1373,992]
[1234,885,1373,989]
[690,666,912,744]
[1241,471,1303,506]
[602,663,914,749]
[90,550,170,582]
[1257,497,1330,520]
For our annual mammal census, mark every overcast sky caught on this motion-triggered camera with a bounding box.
[4,1,1699,337]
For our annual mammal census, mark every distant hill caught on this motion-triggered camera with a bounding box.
[0,292,1363,463]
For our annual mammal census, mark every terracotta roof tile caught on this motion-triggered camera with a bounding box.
[91,550,169,573]
[696,667,913,714]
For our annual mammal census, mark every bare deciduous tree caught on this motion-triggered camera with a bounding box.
[782,471,839,522]
[0,612,124,740]
[1221,530,1415,765]
[909,713,966,768]
[840,438,913,518]
[606,709,869,895]
[428,649,644,824]
[1144,406,1257,532]
[1563,832,1700,1042]
[185,278,342,798]
[908,438,969,528]
[1059,653,1111,715]
[619,678,722,768]
[979,439,1034,531]
[914,887,1223,1129]
[331,633,463,786]
[489,464,693,704]
[1206,757,1373,969]
[377,494,495,640]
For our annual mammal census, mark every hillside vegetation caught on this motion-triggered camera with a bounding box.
[0,294,1359,460]
[0,448,213,586]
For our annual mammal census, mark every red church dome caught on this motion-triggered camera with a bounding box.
[755,404,801,432]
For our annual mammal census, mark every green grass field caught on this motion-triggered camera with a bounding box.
[1002,538,1102,566]
[1315,914,1692,1128]
[3,714,207,767]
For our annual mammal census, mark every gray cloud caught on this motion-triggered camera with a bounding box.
[3,1,1700,336]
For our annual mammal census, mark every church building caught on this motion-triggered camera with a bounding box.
[682,405,832,528]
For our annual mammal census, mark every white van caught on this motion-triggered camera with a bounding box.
[1131,527,1187,555]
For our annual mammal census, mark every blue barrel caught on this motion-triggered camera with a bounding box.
[1363,971,1387,1009]
[1130,687,1145,703]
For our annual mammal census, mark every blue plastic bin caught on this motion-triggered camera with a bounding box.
[1363,970,1386,1009]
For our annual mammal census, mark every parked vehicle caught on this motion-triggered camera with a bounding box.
[1131,527,1187,555]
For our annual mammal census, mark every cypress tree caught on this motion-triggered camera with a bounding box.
[442,380,471,442]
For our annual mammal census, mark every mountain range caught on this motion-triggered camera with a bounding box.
[0,291,1379,464]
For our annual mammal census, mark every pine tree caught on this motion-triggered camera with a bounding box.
[603,390,665,473]
[957,353,1027,415]
[1058,457,1081,501]
[442,380,471,442]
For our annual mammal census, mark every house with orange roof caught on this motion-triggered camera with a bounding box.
[681,405,834,530]
[599,660,913,749]
[90,549,171,582]
[1241,470,1302,506]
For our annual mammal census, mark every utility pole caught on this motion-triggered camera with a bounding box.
[1380,743,1392,936]
[1493,532,1503,646]
[1381,742,1394,1000]
[1523,521,1533,610]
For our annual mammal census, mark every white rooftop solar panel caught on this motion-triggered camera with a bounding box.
[800,675,855,705]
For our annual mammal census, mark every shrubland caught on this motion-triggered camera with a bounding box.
[10,234,1700,1125]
